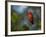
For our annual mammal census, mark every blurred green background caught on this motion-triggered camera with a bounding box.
[11,5,41,31]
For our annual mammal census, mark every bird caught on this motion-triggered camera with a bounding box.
[26,11,34,24]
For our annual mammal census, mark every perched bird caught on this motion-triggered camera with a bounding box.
[27,11,34,24]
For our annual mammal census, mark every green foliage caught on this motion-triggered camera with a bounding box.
[36,19,41,30]
[11,6,41,31]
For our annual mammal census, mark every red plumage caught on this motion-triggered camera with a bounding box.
[27,11,34,24]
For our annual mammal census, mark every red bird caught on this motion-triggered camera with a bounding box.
[27,11,34,24]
